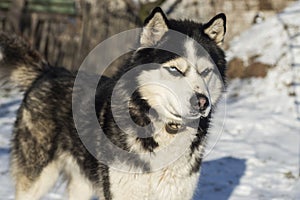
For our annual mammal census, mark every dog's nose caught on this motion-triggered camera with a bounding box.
[190,93,209,112]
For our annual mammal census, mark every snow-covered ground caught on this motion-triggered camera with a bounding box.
[196,1,300,199]
[1,1,300,199]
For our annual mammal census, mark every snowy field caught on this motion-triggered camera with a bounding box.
[1,1,300,200]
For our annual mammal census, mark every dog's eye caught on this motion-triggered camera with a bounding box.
[164,66,183,76]
[200,68,212,77]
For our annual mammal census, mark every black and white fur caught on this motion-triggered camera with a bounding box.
[0,7,226,200]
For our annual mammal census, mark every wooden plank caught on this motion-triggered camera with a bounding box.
[0,1,12,11]
[27,4,77,15]
[26,0,77,15]
[27,0,75,4]
[27,1,75,7]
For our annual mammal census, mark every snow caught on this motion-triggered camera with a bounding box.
[1,1,300,199]
[227,17,288,66]
[196,1,300,199]
[0,91,20,199]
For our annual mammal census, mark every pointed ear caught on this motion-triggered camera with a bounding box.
[140,7,169,47]
[203,13,226,46]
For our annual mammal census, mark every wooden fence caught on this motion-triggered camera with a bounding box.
[0,0,142,71]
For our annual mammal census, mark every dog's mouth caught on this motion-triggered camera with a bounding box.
[165,111,208,134]
[165,122,185,134]
[164,109,206,134]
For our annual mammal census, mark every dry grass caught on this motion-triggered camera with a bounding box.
[227,57,271,79]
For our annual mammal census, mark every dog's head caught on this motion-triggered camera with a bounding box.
[128,8,226,133]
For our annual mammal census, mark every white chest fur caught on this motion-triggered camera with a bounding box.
[109,152,201,200]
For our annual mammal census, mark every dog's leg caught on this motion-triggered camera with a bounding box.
[67,174,94,200]
[14,161,60,200]
[64,157,94,200]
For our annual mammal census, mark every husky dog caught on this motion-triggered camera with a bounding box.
[0,7,226,200]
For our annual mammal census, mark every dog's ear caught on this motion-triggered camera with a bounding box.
[203,13,226,46]
[140,7,169,47]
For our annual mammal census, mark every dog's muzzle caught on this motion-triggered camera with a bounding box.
[189,93,210,115]
[164,93,210,134]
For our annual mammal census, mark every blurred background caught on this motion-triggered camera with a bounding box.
[0,0,296,71]
[1,0,300,199]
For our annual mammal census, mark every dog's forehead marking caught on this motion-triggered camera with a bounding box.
[184,39,215,71]
[184,39,197,65]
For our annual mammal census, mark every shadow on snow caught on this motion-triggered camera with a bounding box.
[194,156,246,200]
